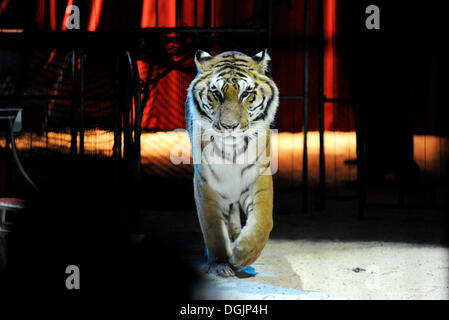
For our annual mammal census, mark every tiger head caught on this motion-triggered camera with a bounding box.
[188,50,279,134]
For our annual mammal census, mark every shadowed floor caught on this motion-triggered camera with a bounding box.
[140,192,449,300]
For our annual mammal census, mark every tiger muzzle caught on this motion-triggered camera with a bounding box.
[219,102,241,131]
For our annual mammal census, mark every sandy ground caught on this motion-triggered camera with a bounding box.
[141,194,449,300]
[193,239,448,300]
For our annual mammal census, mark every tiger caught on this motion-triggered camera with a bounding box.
[185,49,279,277]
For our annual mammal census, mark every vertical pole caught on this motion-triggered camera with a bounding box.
[131,56,142,187]
[302,0,310,213]
[268,0,273,56]
[175,0,179,27]
[232,0,237,26]
[355,3,366,220]
[79,45,85,157]
[194,0,198,27]
[267,0,273,128]
[317,0,326,210]
[252,0,256,26]
[71,0,82,162]
[113,50,121,188]
[123,73,131,167]
[133,59,142,233]
[134,82,142,185]
[155,0,159,27]
[355,56,366,219]
[71,47,78,158]
[214,0,217,27]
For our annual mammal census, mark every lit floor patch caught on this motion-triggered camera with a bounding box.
[193,275,334,300]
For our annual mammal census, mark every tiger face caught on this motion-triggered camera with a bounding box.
[187,50,279,135]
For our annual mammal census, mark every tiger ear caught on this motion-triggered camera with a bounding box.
[252,49,271,75]
[194,50,213,73]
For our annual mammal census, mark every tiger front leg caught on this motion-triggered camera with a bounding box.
[228,202,242,242]
[231,174,273,270]
[194,174,235,277]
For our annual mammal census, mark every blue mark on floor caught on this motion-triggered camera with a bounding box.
[237,266,258,275]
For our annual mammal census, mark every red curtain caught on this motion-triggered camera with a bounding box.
[138,0,352,132]
[0,0,352,132]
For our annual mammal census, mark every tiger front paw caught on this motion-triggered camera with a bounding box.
[206,262,236,277]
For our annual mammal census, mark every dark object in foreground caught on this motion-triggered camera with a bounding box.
[0,190,199,301]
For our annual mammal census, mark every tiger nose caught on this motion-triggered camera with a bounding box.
[220,122,239,130]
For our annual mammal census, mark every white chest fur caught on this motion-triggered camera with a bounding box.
[196,132,267,203]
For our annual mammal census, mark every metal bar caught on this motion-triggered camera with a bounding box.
[252,0,256,26]
[122,80,131,165]
[355,55,366,220]
[360,97,411,103]
[134,90,142,179]
[0,94,116,101]
[194,0,198,27]
[302,0,310,213]
[140,27,270,33]
[175,0,179,27]
[324,97,414,103]
[79,45,85,157]
[232,0,237,26]
[15,35,28,107]
[132,64,142,188]
[8,118,38,191]
[120,27,272,33]
[357,0,367,220]
[0,28,271,42]
[155,0,159,27]
[71,47,78,157]
[123,51,142,235]
[268,0,273,56]
[113,49,122,198]
[204,0,211,27]
[317,0,326,211]
[113,50,121,161]
[324,97,354,103]
[214,0,217,27]
[280,95,305,100]
[0,94,72,100]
